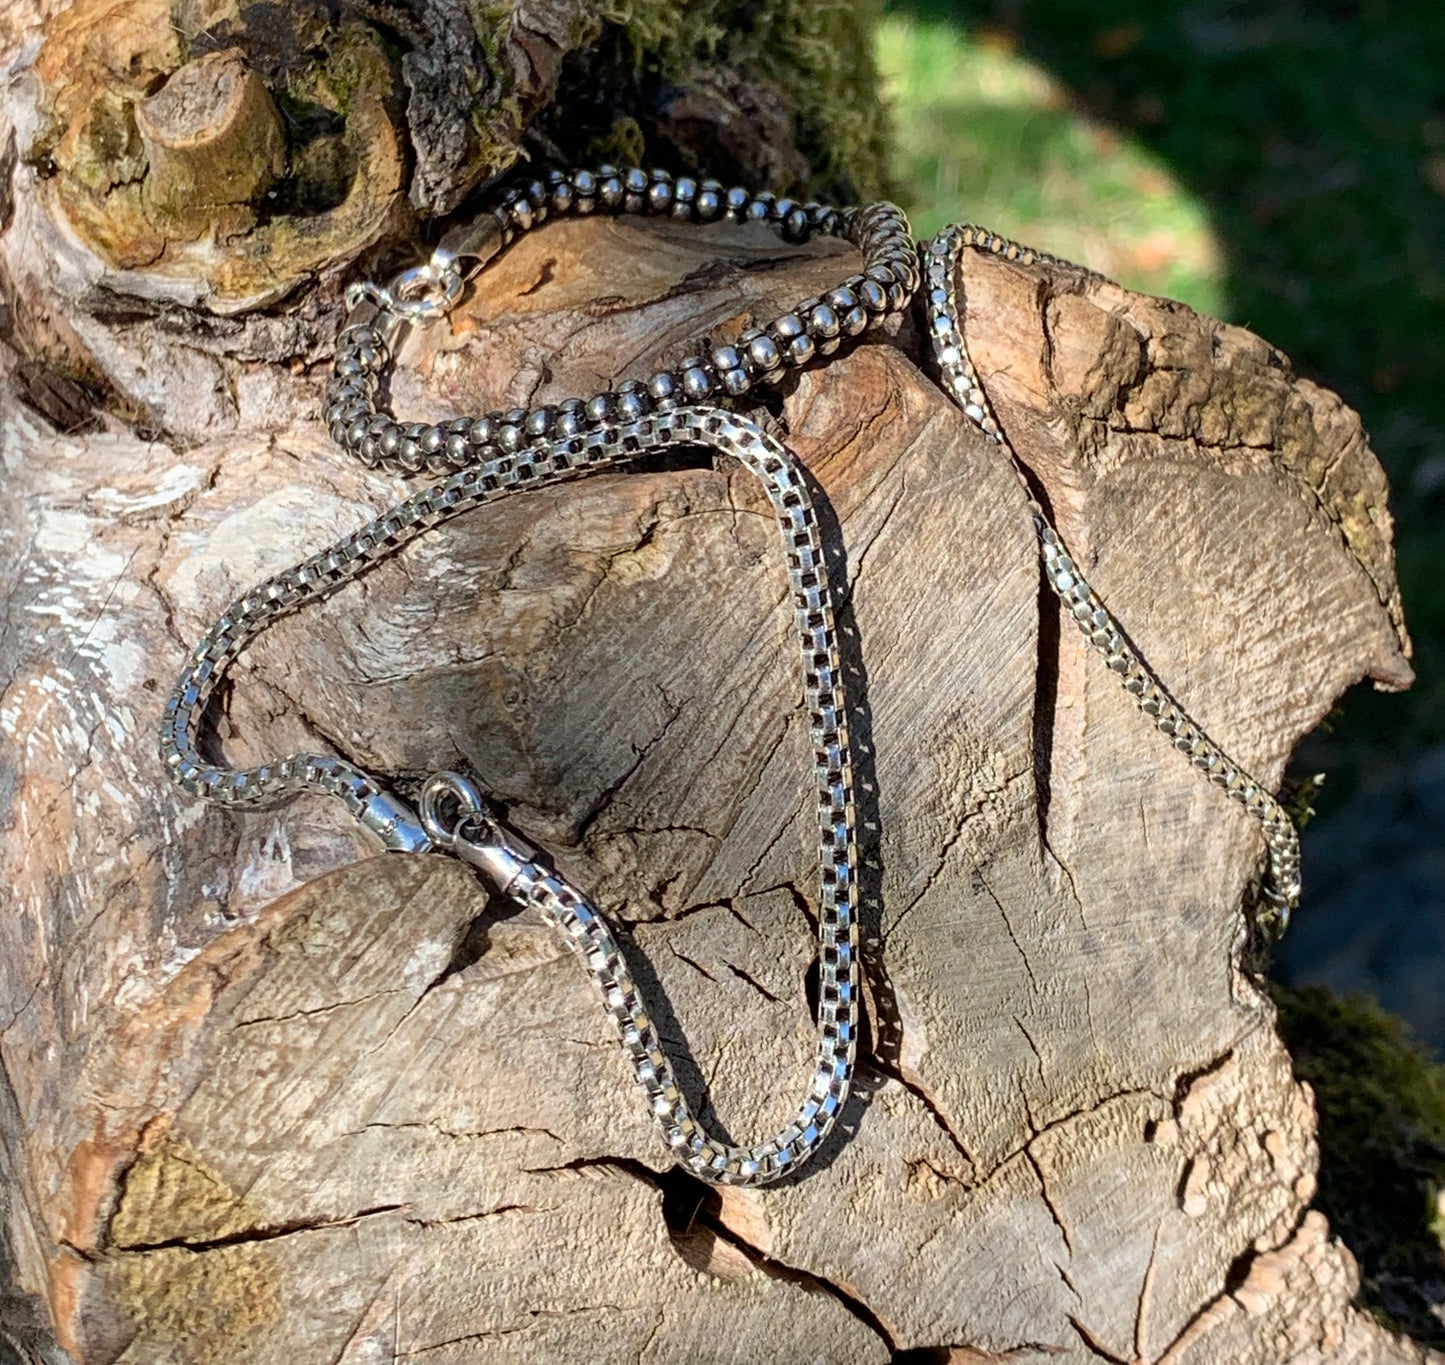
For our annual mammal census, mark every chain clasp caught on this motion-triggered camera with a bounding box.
[345,211,506,326]
[419,770,538,895]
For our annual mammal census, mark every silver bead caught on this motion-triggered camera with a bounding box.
[786,333,815,365]
[648,370,677,401]
[600,175,623,208]
[420,426,444,453]
[470,417,495,445]
[724,185,749,217]
[711,345,741,373]
[809,304,840,339]
[585,393,612,423]
[772,313,806,342]
[682,366,713,398]
[719,368,751,396]
[857,279,887,313]
[696,189,721,221]
[648,179,673,212]
[747,334,782,371]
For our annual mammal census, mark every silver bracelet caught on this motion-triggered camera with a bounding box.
[160,404,863,1185]
[165,169,916,1185]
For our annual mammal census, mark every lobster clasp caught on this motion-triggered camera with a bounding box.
[419,771,538,896]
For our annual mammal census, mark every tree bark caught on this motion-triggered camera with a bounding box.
[1,4,1438,1364]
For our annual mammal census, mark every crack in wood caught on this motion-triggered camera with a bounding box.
[108,1203,407,1256]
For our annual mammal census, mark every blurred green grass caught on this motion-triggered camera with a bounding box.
[879,0,1445,812]
[879,15,1225,312]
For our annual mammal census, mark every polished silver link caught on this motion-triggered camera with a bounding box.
[160,406,859,1185]
[326,166,918,477]
[921,225,1300,935]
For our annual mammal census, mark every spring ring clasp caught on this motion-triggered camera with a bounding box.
[345,252,465,324]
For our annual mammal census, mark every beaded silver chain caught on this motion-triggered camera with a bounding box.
[325,166,918,477]
[920,225,1300,932]
[161,167,1301,1189]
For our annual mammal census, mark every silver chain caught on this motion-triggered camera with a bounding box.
[325,166,918,478]
[921,225,1300,933]
[160,169,1303,1191]
[160,406,859,1186]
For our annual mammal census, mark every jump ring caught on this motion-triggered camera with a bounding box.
[419,770,486,849]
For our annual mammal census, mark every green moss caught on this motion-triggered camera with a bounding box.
[310,24,392,119]
[1274,984,1445,1345]
[586,115,649,170]
[466,0,525,90]
[530,0,893,202]
[756,0,892,200]
[593,0,726,59]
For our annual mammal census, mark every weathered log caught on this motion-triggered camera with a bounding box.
[2,4,1441,1363]
[2,212,1435,1361]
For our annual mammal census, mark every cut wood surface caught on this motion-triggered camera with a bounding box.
[0,16,1438,1362]
[1,210,1434,1362]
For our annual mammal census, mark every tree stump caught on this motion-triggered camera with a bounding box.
[1,6,1438,1364]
